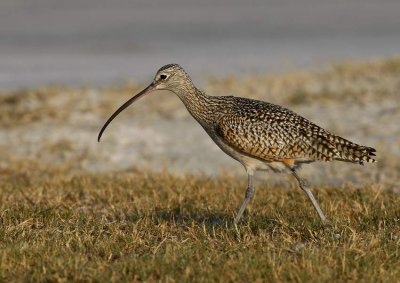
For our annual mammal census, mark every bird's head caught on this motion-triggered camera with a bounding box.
[153,63,192,91]
[98,63,192,142]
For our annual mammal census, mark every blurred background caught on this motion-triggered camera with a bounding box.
[1,0,400,89]
[0,0,399,188]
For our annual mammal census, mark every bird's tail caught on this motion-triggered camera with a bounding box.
[331,135,376,164]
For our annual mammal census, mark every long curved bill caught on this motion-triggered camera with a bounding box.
[98,83,155,142]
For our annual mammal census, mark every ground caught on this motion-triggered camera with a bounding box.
[0,168,399,282]
[0,58,399,282]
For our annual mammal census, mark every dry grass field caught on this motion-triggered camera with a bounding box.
[1,58,400,282]
[1,167,399,282]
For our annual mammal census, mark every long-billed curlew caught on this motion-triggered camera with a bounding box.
[98,64,376,224]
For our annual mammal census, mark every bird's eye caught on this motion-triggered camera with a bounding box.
[160,74,168,80]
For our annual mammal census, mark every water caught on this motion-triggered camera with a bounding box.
[1,0,400,90]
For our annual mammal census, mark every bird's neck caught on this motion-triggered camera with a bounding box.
[173,85,217,126]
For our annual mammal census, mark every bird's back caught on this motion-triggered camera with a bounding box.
[211,95,376,166]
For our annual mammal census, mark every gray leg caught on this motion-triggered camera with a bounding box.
[291,169,327,222]
[234,172,255,224]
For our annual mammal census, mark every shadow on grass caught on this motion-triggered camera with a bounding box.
[127,206,231,226]
[125,205,310,232]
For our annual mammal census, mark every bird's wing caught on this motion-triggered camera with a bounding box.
[214,96,376,164]
[214,109,341,163]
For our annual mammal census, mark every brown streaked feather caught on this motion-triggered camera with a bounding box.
[215,114,311,162]
[213,96,376,165]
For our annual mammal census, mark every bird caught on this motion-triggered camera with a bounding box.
[98,63,376,224]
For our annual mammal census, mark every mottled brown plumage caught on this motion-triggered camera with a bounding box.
[214,96,376,165]
[98,63,377,224]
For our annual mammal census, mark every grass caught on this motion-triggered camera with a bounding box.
[1,168,399,282]
[1,57,400,281]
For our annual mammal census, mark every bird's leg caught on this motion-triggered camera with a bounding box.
[291,169,327,223]
[234,172,255,224]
